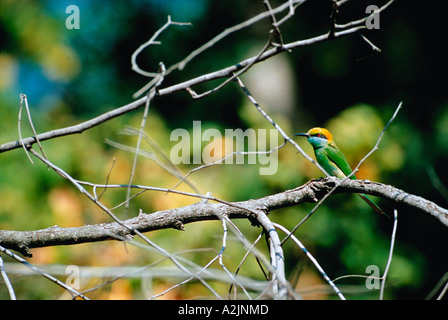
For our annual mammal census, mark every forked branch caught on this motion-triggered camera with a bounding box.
[1,177,446,257]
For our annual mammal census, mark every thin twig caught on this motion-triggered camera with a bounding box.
[274,223,346,300]
[436,279,448,300]
[217,218,252,299]
[426,272,448,300]
[0,255,16,300]
[187,35,275,100]
[274,0,298,28]
[359,33,382,53]
[131,16,191,79]
[0,244,88,299]
[379,209,398,300]
[263,0,284,45]
[150,254,220,299]
[229,231,268,297]
[20,94,48,160]
[97,157,116,201]
[119,127,200,192]
[426,166,448,201]
[350,102,403,179]
[18,94,33,164]
[168,140,286,192]
[335,0,396,30]
[125,63,166,218]
[106,138,201,194]
[136,227,221,300]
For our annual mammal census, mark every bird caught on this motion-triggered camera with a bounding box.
[294,127,387,217]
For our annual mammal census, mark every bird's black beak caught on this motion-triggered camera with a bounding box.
[294,133,310,138]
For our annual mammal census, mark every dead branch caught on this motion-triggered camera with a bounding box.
[1,177,446,257]
[0,25,365,154]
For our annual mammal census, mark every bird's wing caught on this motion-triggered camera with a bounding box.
[326,145,356,179]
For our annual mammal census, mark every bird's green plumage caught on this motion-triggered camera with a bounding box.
[316,143,355,179]
[295,127,388,217]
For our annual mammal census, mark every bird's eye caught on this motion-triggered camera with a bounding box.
[313,133,327,139]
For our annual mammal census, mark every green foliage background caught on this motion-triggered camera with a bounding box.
[0,0,447,299]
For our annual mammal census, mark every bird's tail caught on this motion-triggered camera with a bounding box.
[358,193,390,218]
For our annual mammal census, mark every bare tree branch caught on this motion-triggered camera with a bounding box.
[335,0,396,30]
[2,178,446,257]
[0,25,365,155]
[165,0,306,75]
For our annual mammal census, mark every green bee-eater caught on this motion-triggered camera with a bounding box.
[295,127,387,217]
